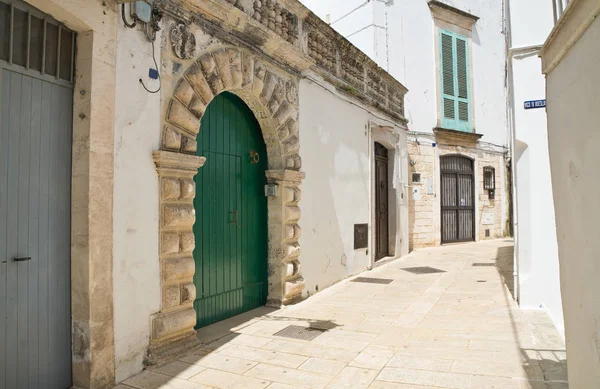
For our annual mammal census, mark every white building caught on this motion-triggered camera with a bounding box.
[506,0,564,336]
[542,0,600,385]
[0,0,409,386]
[302,0,565,337]
[301,0,510,247]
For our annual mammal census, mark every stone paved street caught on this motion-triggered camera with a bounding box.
[116,240,568,389]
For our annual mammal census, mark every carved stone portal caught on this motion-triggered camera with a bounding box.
[152,46,304,345]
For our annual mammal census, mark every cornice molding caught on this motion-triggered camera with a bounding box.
[428,0,479,31]
[541,0,600,74]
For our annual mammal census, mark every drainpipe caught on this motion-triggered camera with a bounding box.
[505,0,519,303]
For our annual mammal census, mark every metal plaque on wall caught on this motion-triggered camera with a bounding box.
[354,224,368,249]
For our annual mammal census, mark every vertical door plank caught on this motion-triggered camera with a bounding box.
[37,80,52,384]
[27,77,43,389]
[0,69,8,389]
[6,71,21,389]
[17,73,33,389]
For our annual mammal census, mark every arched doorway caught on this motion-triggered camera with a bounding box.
[375,142,390,260]
[192,92,268,328]
[440,154,475,243]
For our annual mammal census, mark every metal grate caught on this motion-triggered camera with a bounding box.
[0,0,75,83]
[473,263,495,267]
[402,267,446,274]
[273,325,326,341]
[351,277,393,285]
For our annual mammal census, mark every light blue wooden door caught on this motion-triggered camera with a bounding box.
[0,69,73,389]
[0,1,75,387]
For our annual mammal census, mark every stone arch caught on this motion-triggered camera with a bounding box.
[162,46,301,171]
[152,47,305,346]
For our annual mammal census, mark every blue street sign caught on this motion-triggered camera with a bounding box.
[524,99,546,109]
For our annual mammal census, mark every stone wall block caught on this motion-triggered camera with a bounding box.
[181,136,197,154]
[284,243,301,258]
[180,232,195,253]
[284,278,305,298]
[189,97,206,118]
[260,71,278,105]
[213,49,234,90]
[241,52,255,88]
[186,64,214,105]
[253,65,267,96]
[161,232,180,255]
[163,285,181,310]
[277,122,290,140]
[283,187,300,204]
[152,308,196,341]
[284,261,297,278]
[163,257,195,281]
[284,206,301,222]
[228,49,243,89]
[273,100,294,127]
[278,119,298,141]
[181,283,196,304]
[285,155,301,170]
[163,205,195,228]
[162,178,181,200]
[200,54,224,95]
[284,224,301,241]
[163,126,182,151]
[180,179,196,200]
[174,78,195,107]
[167,100,201,136]
[267,80,285,114]
[283,135,299,155]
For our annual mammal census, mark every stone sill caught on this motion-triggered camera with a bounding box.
[434,127,483,146]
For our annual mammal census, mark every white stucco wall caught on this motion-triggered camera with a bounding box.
[112,23,162,382]
[301,0,508,147]
[299,77,408,296]
[545,16,600,387]
[507,0,564,336]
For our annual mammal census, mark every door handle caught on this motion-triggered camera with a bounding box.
[14,256,32,262]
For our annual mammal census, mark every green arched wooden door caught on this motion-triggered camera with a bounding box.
[193,92,268,328]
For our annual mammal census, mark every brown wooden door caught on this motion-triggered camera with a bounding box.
[440,155,475,243]
[375,143,389,260]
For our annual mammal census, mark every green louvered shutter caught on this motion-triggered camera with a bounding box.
[440,30,471,132]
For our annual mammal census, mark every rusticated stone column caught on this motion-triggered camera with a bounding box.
[151,151,206,344]
[266,170,306,306]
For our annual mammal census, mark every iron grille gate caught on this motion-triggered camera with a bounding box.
[1,0,75,388]
[440,155,475,243]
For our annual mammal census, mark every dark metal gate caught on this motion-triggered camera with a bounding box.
[440,155,475,243]
[375,143,389,260]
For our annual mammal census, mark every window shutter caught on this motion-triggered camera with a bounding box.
[440,30,471,132]
[441,32,456,122]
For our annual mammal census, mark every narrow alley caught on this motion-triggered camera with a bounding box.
[116,240,567,389]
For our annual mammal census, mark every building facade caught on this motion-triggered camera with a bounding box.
[541,0,600,386]
[0,0,408,387]
[505,0,564,337]
[302,0,511,250]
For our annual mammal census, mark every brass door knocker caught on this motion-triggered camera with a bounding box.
[250,151,260,164]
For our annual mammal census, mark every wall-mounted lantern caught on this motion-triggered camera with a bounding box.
[483,166,495,199]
